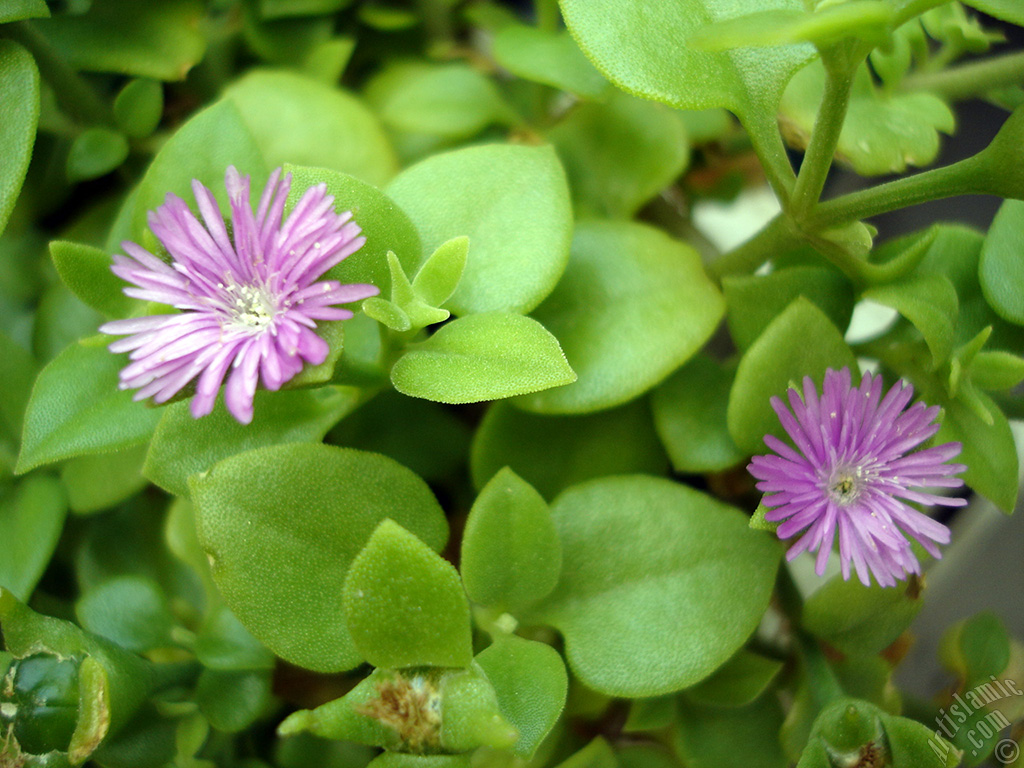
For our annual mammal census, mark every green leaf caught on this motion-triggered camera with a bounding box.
[0,0,49,22]
[652,355,746,473]
[0,40,39,238]
[225,70,397,187]
[803,576,924,656]
[461,468,562,611]
[0,330,37,447]
[192,444,448,672]
[547,90,689,219]
[386,144,573,315]
[980,199,1024,326]
[343,519,472,669]
[684,650,783,708]
[67,128,129,182]
[412,236,468,309]
[32,283,104,365]
[49,240,137,318]
[369,756,471,768]
[962,0,1024,25]
[674,696,786,768]
[390,312,576,404]
[35,0,206,80]
[0,476,67,601]
[366,62,511,139]
[113,79,163,139]
[75,576,174,653]
[940,612,1011,688]
[781,60,954,176]
[284,164,422,299]
[560,0,813,190]
[61,445,148,514]
[970,350,1024,390]
[145,386,359,498]
[688,3,892,50]
[470,400,667,500]
[196,669,273,733]
[194,603,275,672]
[553,737,617,768]
[727,298,857,455]
[130,99,268,246]
[722,266,854,352]
[518,220,725,414]
[929,383,1018,513]
[17,338,164,475]
[530,476,781,697]
[259,0,354,18]
[864,274,959,369]
[475,636,568,759]
[492,25,608,99]
[363,296,411,331]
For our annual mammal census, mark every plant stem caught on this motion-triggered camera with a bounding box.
[892,0,955,26]
[810,155,983,227]
[748,121,798,209]
[2,21,111,126]
[790,59,856,220]
[901,50,1024,102]
[536,0,560,32]
[707,215,802,280]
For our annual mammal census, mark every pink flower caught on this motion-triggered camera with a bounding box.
[100,167,378,424]
[748,368,966,587]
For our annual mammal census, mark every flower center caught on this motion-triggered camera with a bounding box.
[225,283,277,330]
[826,465,864,506]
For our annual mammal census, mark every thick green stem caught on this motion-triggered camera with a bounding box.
[892,0,954,27]
[810,155,983,227]
[2,21,110,126]
[790,60,856,220]
[902,50,1024,102]
[707,215,802,280]
[748,120,797,209]
[536,0,560,32]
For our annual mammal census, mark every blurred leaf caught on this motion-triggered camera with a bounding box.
[0,0,49,22]
[113,79,163,139]
[461,467,561,611]
[192,444,448,672]
[0,40,39,237]
[17,338,163,474]
[940,612,1011,687]
[259,0,353,17]
[979,199,1024,326]
[0,476,67,601]
[864,274,959,369]
[560,0,813,187]
[804,576,925,656]
[391,313,576,404]
[145,386,360,498]
[684,650,783,708]
[387,144,572,315]
[780,60,955,175]
[547,91,689,219]
[553,737,616,768]
[517,220,724,414]
[329,389,470,482]
[67,128,129,182]
[343,519,472,669]
[728,298,857,455]
[61,445,148,514]
[962,0,1024,24]
[0,330,37,447]
[226,70,397,187]
[31,283,104,364]
[723,266,854,351]
[674,696,786,768]
[970,350,1024,390]
[471,400,667,500]
[476,636,568,758]
[194,603,275,672]
[197,669,273,733]
[366,61,511,139]
[130,100,268,247]
[35,0,206,80]
[530,476,780,696]
[76,576,174,653]
[652,355,746,473]
[49,240,137,318]
[492,24,608,98]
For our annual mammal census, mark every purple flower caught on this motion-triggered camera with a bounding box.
[100,167,378,424]
[748,368,966,587]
